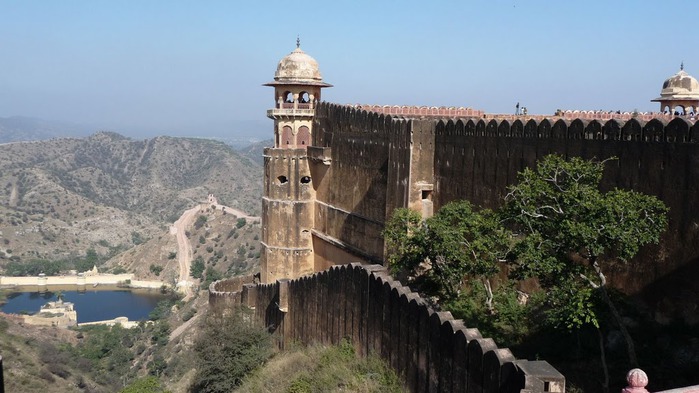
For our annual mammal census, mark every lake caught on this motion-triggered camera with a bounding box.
[1,288,168,323]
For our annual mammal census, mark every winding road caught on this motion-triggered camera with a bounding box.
[169,202,259,301]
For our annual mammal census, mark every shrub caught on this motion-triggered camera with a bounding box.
[191,306,273,392]
[191,257,205,279]
[182,308,197,322]
[149,264,163,276]
[120,376,169,393]
[194,215,208,230]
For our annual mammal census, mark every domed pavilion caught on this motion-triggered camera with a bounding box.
[652,63,699,115]
[264,39,332,148]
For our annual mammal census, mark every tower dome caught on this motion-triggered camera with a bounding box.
[658,68,699,98]
[651,64,699,114]
[266,43,332,87]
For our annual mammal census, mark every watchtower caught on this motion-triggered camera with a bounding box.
[260,41,332,283]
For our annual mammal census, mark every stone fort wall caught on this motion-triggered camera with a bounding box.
[310,104,416,263]
[210,264,564,393]
[312,102,699,295]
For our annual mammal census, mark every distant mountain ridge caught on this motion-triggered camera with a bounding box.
[0,132,262,263]
[0,116,95,143]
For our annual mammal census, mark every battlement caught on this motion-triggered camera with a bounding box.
[317,102,699,144]
[210,264,565,392]
[433,116,698,143]
[350,104,484,118]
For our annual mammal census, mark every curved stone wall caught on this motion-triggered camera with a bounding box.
[221,263,564,393]
[208,274,255,306]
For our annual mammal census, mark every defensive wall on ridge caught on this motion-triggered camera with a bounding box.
[210,264,565,393]
[311,102,699,299]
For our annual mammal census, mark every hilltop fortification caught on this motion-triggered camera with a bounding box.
[213,47,699,392]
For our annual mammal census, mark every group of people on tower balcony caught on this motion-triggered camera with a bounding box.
[278,91,315,110]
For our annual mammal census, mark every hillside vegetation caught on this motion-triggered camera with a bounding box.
[0,132,262,268]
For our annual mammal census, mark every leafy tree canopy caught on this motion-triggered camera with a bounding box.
[384,200,511,302]
[502,155,668,328]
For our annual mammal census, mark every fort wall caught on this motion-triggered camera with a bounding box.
[313,102,699,296]
[208,273,255,306]
[312,104,414,262]
[432,116,699,293]
[212,264,565,393]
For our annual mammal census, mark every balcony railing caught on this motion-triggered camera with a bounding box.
[267,108,315,118]
[278,102,312,110]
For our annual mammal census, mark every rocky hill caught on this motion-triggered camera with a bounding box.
[236,138,272,166]
[107,203,261,289]
[0,132,262,268]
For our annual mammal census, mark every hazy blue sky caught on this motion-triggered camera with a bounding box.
[0,1,695,139]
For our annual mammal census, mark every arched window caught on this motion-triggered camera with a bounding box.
[281,126,294,148]
[297,126,311,146]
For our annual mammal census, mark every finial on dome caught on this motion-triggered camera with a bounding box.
[296,35,300,48]
[681,61,684,71]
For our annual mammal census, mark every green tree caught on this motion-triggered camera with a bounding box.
[150,264,164,276]
[5,258,64,276]
[191,306,273,393]
[383,208,424,274]
[195,215,208,230]
[502,155,668,382]
[75,248,99,273]
[384,201,510,305]
[191,256,205,279]
[203,266,223,289]
[424,201,510,306]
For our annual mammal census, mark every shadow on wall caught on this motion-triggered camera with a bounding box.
[214,263,566,393]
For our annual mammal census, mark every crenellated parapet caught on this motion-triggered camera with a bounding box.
[318,102,699,143]
[208,274,256,306]
[433,116,698,143]
[210,263,565,393]
[349,104,485,119]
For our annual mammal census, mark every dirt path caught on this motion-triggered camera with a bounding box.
[170,202,259,301]
[170,205,201,300]
[211,203,260,221]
